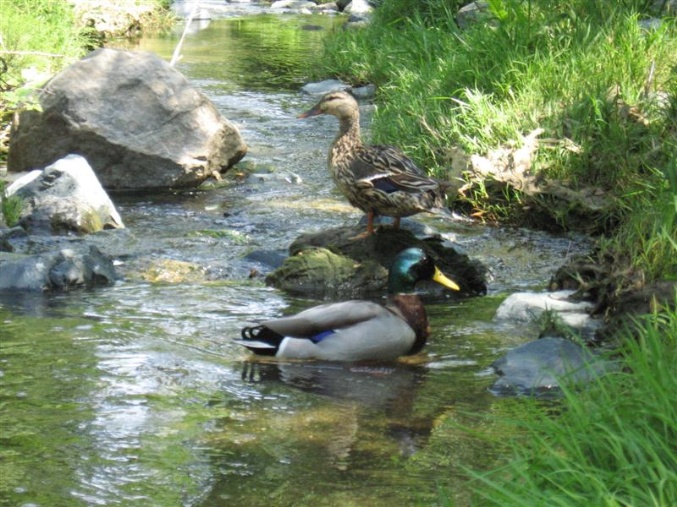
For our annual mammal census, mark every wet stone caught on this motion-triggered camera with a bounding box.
[490,337,613,397]
[266,226,488,298]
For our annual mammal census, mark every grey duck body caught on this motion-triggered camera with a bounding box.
[236,248,460,362]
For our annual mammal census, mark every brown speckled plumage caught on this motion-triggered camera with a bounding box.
[299,91,449,235]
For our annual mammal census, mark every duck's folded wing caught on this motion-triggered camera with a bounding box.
[262,301,388,338]
[361,145,426,176]
[303,312,416,361]
[358,171,442,194]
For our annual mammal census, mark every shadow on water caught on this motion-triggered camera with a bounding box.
[0,9,592,507]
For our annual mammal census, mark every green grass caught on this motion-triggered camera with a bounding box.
[0,180,22,227]
[0,0,88,86]
[460,305,677,507]
[0,0,174,89]
[599,157,677,282]
[0,0,88,139]
[320,1,676,222]
[319,0,677,280]
[0,0,174,161]
[319,7,677,503]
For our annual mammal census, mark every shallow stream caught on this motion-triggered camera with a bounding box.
[0,6,590,506]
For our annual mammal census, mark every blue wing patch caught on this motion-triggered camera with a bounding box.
[371,177,399,194]
[310,330,335,344]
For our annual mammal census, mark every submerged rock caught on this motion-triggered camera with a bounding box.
[266,226,488,298]
[0,245,117,291]
[266,246,386,297]
[136,258,206,284]
[490,337,613,397]
[244,250,288,270]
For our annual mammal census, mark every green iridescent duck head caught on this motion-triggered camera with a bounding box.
[387,248,460,295]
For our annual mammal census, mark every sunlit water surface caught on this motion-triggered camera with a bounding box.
[0,8,590,507]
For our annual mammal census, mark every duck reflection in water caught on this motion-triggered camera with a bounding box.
[241,360,433,459]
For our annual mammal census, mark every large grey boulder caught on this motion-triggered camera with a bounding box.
[5,154,124,234]
[0,246,118,291]
[8,48,247,190]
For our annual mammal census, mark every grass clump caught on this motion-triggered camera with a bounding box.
[0,0,87,151]
[462,305,677,507]
[0,0,88,83]
[599,156,677,283]
[0,180,22,227]
[319,0,677,235]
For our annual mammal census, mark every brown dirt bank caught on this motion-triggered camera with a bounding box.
[551,253,676,343]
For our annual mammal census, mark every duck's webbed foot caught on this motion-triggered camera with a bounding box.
[349,211,376,240]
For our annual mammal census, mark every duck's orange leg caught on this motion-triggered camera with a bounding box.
[350,211,375,240]
[366,211,375,235]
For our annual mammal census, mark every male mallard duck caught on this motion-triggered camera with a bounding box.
[298,90,450,236]
[235,248,459,361]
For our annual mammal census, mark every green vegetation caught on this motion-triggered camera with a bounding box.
[0,0,88,83]
[325,0,677,226]
[598,158,677,283]
[464,306,677,506]
[320,0,677,283]
[0,180,22,226]
[0,0,86,152]
[317,2,677,505]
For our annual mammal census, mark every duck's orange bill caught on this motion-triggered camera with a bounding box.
[298,105,323,119]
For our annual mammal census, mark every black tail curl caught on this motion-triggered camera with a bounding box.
[238,325,284,356]
[241,325,266,340]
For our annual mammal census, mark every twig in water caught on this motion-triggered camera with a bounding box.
[170,2,200,67]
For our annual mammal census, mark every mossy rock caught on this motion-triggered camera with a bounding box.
[265,246,386,298]
[135,258,207,284]
[266,225,488,298]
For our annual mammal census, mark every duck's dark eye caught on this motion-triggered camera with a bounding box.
[415,255,435,278]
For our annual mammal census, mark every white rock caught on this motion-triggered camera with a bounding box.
[495,290,600,331]
[6,154,124,234]
[345,0,373,15]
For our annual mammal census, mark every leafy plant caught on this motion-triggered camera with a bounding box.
[0,180,23,227]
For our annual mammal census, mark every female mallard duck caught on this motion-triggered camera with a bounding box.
[298,90,450,236]
[235,248,459,361]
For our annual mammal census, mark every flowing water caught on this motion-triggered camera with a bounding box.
[0,7,591,506]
